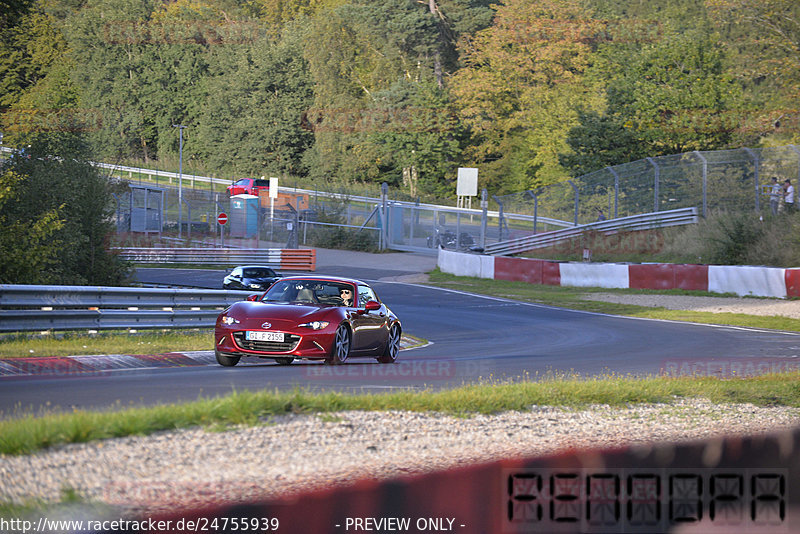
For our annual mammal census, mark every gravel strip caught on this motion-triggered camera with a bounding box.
[582,293,800,318]
[1,399,798,516]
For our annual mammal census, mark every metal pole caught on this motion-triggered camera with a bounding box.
[526,190,538,234]
[743,147,760,211]
[568,180,579,225]
[381,182,388,250]
[605,167,619,218]
[173,124,187,238]
[647,157,660,212]
[789,146,800,189]
[480,189,488,249]
[493,195,504,242]
[694,151,708,217]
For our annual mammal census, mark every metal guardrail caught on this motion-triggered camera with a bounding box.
[112,248,316,270]
[483,207,699,256]
[0,285,254,332]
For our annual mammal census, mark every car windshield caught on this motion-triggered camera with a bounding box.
[243,268,274,278]
[262,280,355,306]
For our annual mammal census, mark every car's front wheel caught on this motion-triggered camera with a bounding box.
[215,350,240,367]
[327,324,351,365]
[377,324,401,364]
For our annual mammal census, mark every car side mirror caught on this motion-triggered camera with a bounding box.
[246,294,259,302]
[365,300,381,311]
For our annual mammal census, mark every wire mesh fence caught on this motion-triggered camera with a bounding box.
[494,145,800,227]
[110,145,800,253]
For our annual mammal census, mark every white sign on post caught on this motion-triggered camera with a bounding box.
[269,176,279,199]
[456,167,478,210]
[456,168,478,197]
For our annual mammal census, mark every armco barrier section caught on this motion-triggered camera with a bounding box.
[439,250,800,298]
[0,285,252,332]
[139,425,799,534]
[113,248,316,270]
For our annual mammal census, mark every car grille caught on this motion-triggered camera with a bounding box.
[232,332,301,353]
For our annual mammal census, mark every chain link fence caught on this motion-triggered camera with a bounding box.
[495,145,800,228]
[110,145,800,254]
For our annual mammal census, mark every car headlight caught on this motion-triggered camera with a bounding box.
[299,321,329,330]
[221,315,240,325]
[248,283,262,289]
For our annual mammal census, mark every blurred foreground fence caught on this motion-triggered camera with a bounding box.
[138,424,799,533]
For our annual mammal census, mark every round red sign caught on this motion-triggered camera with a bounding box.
[217,213,228,225]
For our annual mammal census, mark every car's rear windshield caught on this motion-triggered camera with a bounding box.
[243,268,274,277]
[254,180,269,187]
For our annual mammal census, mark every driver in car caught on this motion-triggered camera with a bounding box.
[339,287,354,307]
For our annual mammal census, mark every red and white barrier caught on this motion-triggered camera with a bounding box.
[439,250,800,298]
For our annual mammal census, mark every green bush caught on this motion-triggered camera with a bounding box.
[660,210,800,267]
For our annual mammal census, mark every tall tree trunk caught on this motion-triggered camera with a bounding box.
[428,0,443,88]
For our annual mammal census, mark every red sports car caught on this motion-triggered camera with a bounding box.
[214,276,401,366]
[226,177,270,196]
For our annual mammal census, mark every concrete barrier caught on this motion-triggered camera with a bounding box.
[709,265,787,298]
[438,250,797,298]
[560,262,629,289]
[438,249,493,279]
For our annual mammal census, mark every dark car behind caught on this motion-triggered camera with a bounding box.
[223,266,282,290]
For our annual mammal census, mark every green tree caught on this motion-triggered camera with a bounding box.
[1,133,131,285]
[451,0,604,192]
[562,29,743,176]
[0,168,64,284]
[194,22,314,176]
[707,0,800,144]
[302,0,491,188]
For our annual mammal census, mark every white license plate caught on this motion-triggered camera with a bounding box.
[246,331,284,342]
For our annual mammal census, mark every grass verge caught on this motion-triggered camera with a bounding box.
[2,372,799,455]
[0,330,214,359]
[426,270,800,332]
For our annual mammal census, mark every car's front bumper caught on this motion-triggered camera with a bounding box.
[214,327,333,359]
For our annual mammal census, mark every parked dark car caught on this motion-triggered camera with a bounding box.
[223,266,282,291]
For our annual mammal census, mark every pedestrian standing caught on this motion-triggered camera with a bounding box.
[785,180,795,211]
